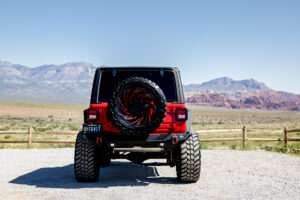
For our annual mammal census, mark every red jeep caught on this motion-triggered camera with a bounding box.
[74,67,201,182]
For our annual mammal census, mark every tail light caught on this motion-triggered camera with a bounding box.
[87,108,99,122]
[175,107,188,121]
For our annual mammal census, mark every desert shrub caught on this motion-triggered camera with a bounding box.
[4,135,11,139]
[68,124,79,131]
[0,126,10,131]
[36,127,49,132]
[230,143,237,150]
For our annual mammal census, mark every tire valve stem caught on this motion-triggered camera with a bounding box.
[172,136,178,145]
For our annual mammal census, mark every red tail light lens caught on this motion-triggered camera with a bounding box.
[87,108,99,122]
[176,107,188,121]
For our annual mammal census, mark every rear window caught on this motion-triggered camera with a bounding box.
[98,70,177,102]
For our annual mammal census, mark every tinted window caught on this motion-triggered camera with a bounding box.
[98,70,177,102]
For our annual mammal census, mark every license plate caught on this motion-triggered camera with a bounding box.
[83,124,101,132]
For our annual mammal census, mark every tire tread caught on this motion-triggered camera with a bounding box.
[74,132,99,182]
[176,132,201,182]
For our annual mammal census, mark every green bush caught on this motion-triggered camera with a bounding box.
[230,143,237,150]
[4,135,11,139]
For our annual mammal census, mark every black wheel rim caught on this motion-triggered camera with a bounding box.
[116,86,158,128]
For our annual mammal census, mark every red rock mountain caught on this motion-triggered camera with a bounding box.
[184,78,300,111]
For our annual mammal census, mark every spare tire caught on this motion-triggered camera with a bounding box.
[109,76,167,137]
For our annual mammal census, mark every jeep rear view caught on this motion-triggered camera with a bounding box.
[74,67,201,182]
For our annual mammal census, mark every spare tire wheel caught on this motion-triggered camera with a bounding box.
[109,76,167,137]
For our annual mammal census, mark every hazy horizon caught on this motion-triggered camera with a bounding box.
[1,58,299,94]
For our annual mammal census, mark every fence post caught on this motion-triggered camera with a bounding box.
[242,125,247,149]
[284,127,288,147]
[28,126,33,149]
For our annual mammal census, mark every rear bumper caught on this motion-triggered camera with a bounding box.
[82,124,190,146]
[146,133,190,143]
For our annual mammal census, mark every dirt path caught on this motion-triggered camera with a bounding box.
[0,149,299,200]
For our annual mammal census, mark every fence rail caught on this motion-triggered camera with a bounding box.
[0,126,299,149]
[0,127,77,148]
[196,126,300,148]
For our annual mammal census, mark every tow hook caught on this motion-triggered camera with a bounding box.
[172,136,178,145]
[96,137,103,146]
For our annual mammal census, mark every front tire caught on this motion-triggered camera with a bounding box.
[176,132,201,182]
[74,132,99,182]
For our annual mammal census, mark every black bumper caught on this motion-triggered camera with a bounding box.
[146,133,191,143]
[82,125,190,145]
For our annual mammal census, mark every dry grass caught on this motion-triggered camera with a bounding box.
[0,101,84,118]
[187,105,300,155]
[0,101,84,148]
[0,102,299,153]
[0,101,84,132]
[187,104,300,130]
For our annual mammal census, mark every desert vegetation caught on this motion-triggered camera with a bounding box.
[188,104,300,154]
[0,102,84,148]
[0,102,299,154]
[188,104,300,130]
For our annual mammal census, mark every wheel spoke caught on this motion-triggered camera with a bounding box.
[117,85,159,128]
[118,104,130,114]
[136,116,144,126]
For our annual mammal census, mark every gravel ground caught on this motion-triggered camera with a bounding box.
[0,148,299,200]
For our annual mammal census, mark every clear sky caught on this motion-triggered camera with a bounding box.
[0,0,300,93]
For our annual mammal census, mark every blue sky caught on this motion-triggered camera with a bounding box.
[0,0,300,93]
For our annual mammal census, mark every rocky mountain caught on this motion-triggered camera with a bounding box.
[1,60,299,111]
[0,61,96,104]
[183,77,300,111]
[184,77,270,92]
[185,90,300,111]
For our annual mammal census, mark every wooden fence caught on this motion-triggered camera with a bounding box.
[197,126,300,148]
[0,126,299,149]
[0,127,77,149]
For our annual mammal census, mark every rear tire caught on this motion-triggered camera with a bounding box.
[176,132,201,182]
[74,132,100,182]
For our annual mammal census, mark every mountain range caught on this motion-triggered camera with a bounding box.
[184,77,270,92]
[184,77,300,111]
[0,60,299,111]
[0,60,95,104]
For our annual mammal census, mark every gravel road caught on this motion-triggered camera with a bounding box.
[0,148,299,200]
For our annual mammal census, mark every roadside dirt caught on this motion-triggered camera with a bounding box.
[0,149,299,200]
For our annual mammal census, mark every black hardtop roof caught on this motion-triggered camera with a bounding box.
[91,66,184,104]
[98,66,179,71]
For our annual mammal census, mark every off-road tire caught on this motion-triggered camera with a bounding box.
[74,132,100,182]
[109,76,167,137]
[176,132,201,182]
